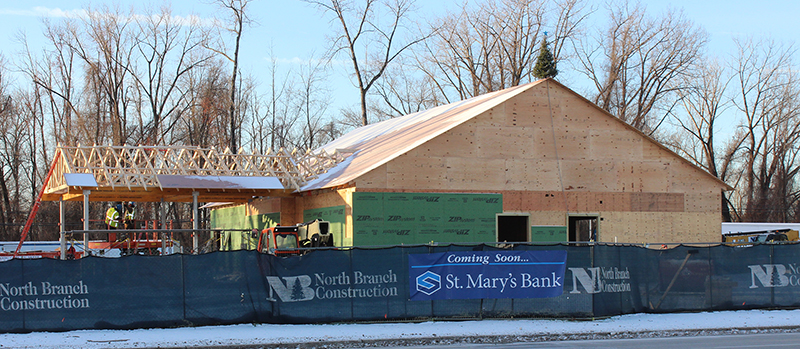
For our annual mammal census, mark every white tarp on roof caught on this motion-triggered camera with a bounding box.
[316,91,501,154]
[64,173,98,187]
[303,82,538,191]
[157,175,284,190]
[300,153,357,191]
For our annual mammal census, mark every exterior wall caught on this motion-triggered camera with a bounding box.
[212,198,288,251]
[211,204,279,251]
[350,192,502,245]
[355,83,726,243]
[287,188,354,246]
[211,189,355,247]
[246,197,294,226]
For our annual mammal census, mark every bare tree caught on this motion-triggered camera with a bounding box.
[0,56,15,239]
[244,90,268,153]
[575,1,707,133]
[244,53,333,152]
[0,65,39,241]
[305,0,426,126]
[668,59,742,221]
[417,0,588,102]
[210,0,253,151]
[18,23,83,146]
[243,52,304,152]
[262,53,298,151]
[371,55,443,120]
[22,4,217,147]
[176,58,231,147]
[17,85,54,240]
[0,104,28,240]
[232,72,260,148]
[293,56,332,150]
[89,5,137,145]
[129,5,214,144]
[730,38,800,222]
[57,4,138,145]
[550,0,591,62]
[670,61,732,178]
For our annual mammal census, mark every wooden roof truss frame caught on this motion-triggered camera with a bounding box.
[45,145,350,195]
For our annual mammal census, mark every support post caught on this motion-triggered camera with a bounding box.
[192,191,199,254]
[161,198,167,255]
[83,190,90,256]
[59,199,66,260]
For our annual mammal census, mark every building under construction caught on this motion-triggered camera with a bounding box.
[21,79,733,257]
[210,79,732,249]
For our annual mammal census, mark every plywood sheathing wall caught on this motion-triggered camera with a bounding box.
[294,188,354,238]
[246,197,296,226]
[355,82,724,243]
[246,197,281,216]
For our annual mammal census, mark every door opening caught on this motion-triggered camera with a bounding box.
[568,215,598,243]
[497,214,530,243]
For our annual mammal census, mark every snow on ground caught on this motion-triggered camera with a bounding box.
[2,309,799,348]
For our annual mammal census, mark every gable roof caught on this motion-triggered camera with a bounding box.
[301,79,732,192]
[301,82,537,191]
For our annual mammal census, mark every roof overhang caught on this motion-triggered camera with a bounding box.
[43,182,295,203]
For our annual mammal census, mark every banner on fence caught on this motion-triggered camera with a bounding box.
[8,244,800,333]
[408,250,567,300]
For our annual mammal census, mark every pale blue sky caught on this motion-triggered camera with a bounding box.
[0,0,797,119]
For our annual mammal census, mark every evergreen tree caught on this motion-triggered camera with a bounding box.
[533,38,558,79]
[291,278,305,300]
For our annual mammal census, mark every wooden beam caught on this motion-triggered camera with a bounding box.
[48,186,296,202]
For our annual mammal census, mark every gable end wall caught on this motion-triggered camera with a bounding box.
[355,82,724,243]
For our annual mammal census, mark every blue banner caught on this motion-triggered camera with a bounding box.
[408,250,567,300]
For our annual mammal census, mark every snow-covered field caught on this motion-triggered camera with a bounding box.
[2,309,799,348]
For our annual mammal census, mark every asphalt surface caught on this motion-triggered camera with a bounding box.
[396,331,800,348]
[202,327,800,349]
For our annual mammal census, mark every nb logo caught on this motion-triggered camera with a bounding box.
[748,264,790,288]
[266,275,314,302]
[416,271,441,295]
[568,267,602,294]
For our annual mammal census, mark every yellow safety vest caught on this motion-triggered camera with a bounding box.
[105,207,120,228]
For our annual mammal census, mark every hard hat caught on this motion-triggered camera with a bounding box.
[128,202,136,207]
[116,204,122,212]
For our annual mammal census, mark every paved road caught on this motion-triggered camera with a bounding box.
[393,332,800,349]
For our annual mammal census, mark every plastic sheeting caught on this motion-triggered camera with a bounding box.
[2,243,800,333]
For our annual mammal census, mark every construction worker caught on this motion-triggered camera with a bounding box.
[105,204,121,229]
[105,204,122,241]
[124,202,136,230]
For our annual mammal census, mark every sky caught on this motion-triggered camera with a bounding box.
[0,0,797,125]
[1,308,799,348]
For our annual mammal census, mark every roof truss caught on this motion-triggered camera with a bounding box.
[43,145,350,202]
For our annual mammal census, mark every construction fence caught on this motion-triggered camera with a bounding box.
[1,243,799,333]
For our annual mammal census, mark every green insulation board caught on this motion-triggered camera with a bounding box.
[530,226,568,242]
[303,205,348,247]
[352,192,502,246]
[211,205,279,251]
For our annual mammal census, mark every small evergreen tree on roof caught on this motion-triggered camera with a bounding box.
[533,37,558,79]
